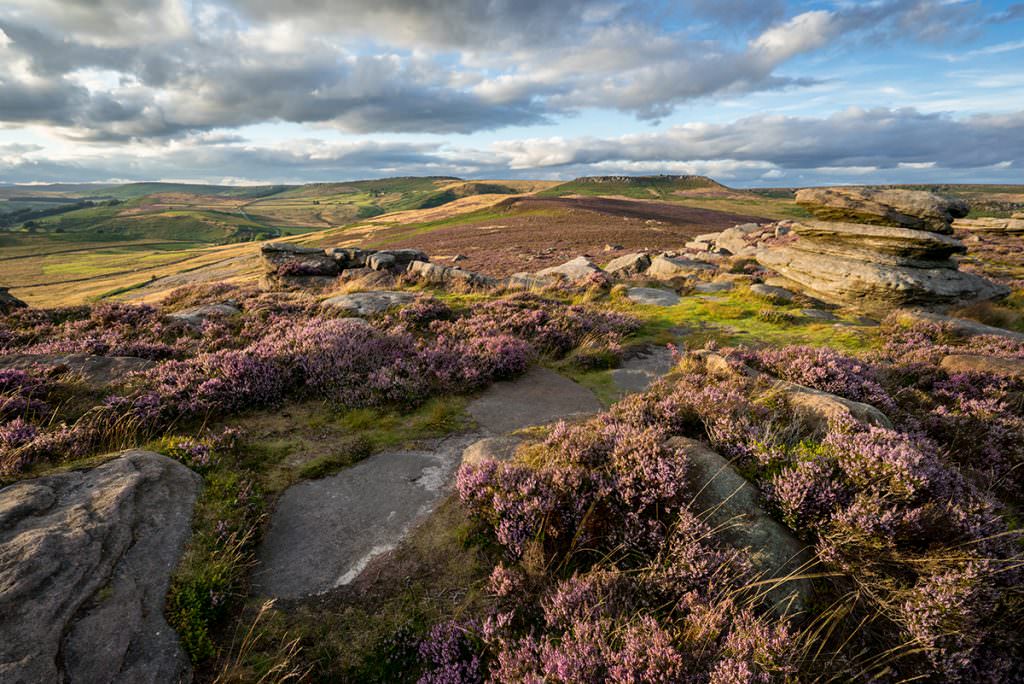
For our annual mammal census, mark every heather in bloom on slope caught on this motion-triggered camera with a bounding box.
[0,291,634,475]
[441,344,1024,682]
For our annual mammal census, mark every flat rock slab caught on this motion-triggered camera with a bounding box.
[0,450,200,684]
[466,367,602,434]
[254,432,481,599]
[320,291,417,316]
[626,287,681,307]
[610,346,675,393]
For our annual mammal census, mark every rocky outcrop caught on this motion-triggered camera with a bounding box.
[939,354,1024,380]
[407,260,497,288]
[667,437,815,615]
[0,288,27,315]
[536,256,602,281]
[261,242,340,276]
[953,217,1024,234]
[461,436,522,467]
[749,283,795,303]
[0,354,155,389]
[757,190,1006,308]
[0,450,201,684]
[321,291,417,316]
[604,252,651,278]
[795,187,968,234]
[645,254,715,279]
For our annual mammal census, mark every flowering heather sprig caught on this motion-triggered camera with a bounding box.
[417,621,483,684]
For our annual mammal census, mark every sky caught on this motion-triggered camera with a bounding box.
[0,0,1022,187]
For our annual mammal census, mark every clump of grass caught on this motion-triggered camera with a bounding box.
[757,308,797,325]
[297,435,374,480]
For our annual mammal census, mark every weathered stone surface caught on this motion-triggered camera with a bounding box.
[795,187,968,233]
[366,252,397,271]
[536,256,603,281]
[625,287,681,307]
[779,380,892,431]
[953,217,1024,234]
[799,308,837,321]
[0,288,27,315]
[0,353,155,389]
[461,436,522,467]
[168,303,241,327]
[0,450,201,684]
[695,281,734,293]
[940,354,1024,380]
[749,283,795,303]
[505,272,557,290]
[610,346,675,393]
[667,437,815,615]
[254,433,481,598]
[260,242,339,276]
[790,220,966,267]
[407,260,496,288]
[604,252,651,277]
[327,247,375,268]
[467,367,601,434]
[320,290,417,316]
[758,247,1007,306]
[645,255,716,279]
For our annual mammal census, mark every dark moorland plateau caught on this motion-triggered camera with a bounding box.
[2,175,1024,683]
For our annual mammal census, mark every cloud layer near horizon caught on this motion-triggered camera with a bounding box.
[0,0,1022,185]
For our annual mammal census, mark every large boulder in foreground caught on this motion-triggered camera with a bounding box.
[795,187,968,234]
[320,290,417,316]
[788,221,966,268]
[0,288,27,315]
[0,450,201,684]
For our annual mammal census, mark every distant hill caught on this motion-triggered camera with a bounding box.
[81,182,290,201]
[539,175,728,200]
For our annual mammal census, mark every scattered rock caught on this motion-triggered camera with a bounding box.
[750,283,795,303]
[0,353,155,389]
[603,244,624,252]
[694,281,735,293]
[467,367,601,434]
[795,187,968,234]
[168,303,241,327]
[536,256,603,281]
[505,272,557,290]
[461,436,523,467]
[0,450,201,684]
[407,260,496,288]
[604,252,651,277]
[366,252,397,271]
[666,437,815,615]
[799,309,837,321]
[320,291,417,316]
[940,354,1024,380]
[625,287,681,307]
[0,287,27,315]
[328,247,374,269]
[610,346,675,393]
[780,381,893,431]
[645,254,716,279]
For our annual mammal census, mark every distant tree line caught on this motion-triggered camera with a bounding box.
[0,199,121,229]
